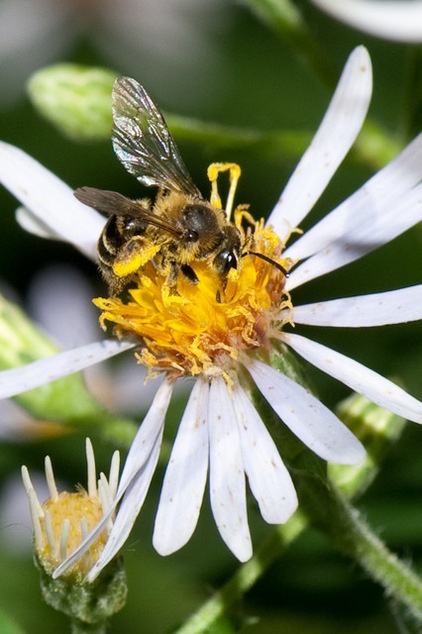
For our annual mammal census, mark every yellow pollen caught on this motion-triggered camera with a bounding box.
[94,219,293,378]
[40,491,108,576]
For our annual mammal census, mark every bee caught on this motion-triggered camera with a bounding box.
[74,77,244,296]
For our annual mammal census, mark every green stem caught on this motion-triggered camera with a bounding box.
[299,473,422,623]
[168,114,400,172]
[175,512,307,634]
[167,114,312,157]
[330,490,422,621]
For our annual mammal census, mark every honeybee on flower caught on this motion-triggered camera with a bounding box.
[75,75,288,297]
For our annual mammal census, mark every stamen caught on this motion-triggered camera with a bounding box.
[207,162,241,219]
[224,164,241,220]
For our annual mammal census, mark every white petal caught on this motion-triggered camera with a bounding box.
[267,46,372,238]
[292,285,422,327]
[114,377,173,497]
[232,383,298,523]
[286,180,422,290]
[245,357,365,465]
[16,206,61,240]
[208,376,252,562]
[285,131,422,265]
[88,426,164,580]
[0,142,104,259]
[284,130,422,290]
[53,377,173,580]
[0,339,136,399]
[87,377,172,580]
[310,0,422,43]
[153,378,209,555]
[282,332,422,424]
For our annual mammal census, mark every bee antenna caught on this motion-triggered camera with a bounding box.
[242,250,289,277]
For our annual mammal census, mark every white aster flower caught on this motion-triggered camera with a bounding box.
[0,46,422,580]
[310,0,422,43]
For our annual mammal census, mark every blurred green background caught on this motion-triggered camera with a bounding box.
[0,0,422,632]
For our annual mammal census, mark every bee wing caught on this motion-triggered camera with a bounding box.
[112,77,201,197]
[74,187,183,236]
[75,187,146,217]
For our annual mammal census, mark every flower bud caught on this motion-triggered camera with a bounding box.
[22,439,127,625]
[329,392,406,498]
[27,65,115,141]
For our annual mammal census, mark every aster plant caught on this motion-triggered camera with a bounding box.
[1,44,422,630]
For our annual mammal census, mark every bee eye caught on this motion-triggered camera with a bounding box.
[213,249,238,276]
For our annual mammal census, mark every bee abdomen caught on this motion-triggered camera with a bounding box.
[98,216,122,269]
[98,214,148,269]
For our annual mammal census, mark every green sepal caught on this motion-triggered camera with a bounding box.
[36,553,127,626]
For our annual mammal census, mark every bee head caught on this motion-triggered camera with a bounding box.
[213,225,241,276]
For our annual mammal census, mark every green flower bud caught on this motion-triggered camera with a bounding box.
[27,65,116,141]
[22,439,127,626]
[329,391,406,498]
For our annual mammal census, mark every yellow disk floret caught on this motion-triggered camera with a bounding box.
[39,491,109,577]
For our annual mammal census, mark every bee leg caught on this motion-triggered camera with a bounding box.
[181,264,199,284]
[163,260,182,295]
[107,274,129,297]
[98,264,125,296]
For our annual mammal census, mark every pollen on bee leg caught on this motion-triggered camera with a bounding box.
[112,242,160,278]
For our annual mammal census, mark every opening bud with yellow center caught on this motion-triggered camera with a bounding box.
[22,439,127,626]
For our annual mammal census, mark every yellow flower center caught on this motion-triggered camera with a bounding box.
[40,491,108,577]
[94,216,292,380]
